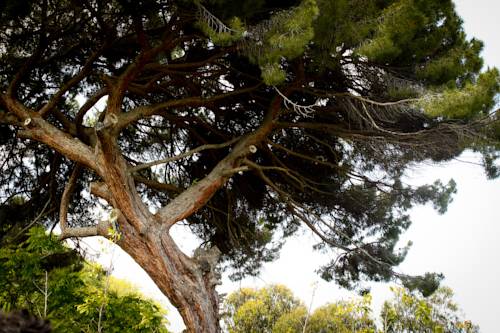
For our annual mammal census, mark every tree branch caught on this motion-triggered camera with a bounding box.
[75,88,108,126]
[106,35,192,119]
[59,165,108,239]
[19,127,98,174]
[133,175,183,194]
[39,45,108,117]
[89,181,113,202]
[129,137,241,173]
[156,96,282,228]
[115,84,261,130]
[6,1,48,97]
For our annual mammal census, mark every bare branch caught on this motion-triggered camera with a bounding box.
[197,4,240,34]
[59,178,113,240]
[133,175,183,194]
[304,88,419,107]
[59,226,99,240]
[106,36,192,118]
[274,87,318,117]
[12,199,53,241]
[75,88,108,126]
[130,137,241,173]
[59,164,82,236]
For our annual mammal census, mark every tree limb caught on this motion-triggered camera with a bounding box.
[58,164,102,239]
[129,137,241,173]
[115,84,261,130]
[39,45,108,117]
[155,96,282,228]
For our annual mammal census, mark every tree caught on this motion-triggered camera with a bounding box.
[0,0,498,331]
[305,297,375,333]
[0,227,171,333]
[222,284,304,333]
[381,286,479,333]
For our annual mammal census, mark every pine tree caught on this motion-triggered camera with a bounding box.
[0,0,498,331]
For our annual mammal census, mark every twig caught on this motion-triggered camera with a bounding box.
[13,199,52,241]
[33,270,51,318]
[97,239,116,332]
[274,87,317,117]
[197,4,239,34]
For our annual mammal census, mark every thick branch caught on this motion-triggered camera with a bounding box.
[0,94,31,121]
[156,96,282,227]
[0,110,20,125]
[1,94,99,171]
[18,120,98,172]
[59,164,82,234]
[89,181,113,202]
[59,168,112,240]
[59,220,113,240]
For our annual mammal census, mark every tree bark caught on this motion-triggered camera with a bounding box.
[118,221,221,332]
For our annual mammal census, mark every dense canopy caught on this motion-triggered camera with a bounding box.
[0,0,498,331]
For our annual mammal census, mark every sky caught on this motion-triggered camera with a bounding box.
[88,1,500,332]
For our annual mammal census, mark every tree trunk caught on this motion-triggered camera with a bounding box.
[118,221,221,332]
[94,139,223,332]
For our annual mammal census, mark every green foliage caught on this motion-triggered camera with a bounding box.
[223,285,376,333]
[222,284,305,333]
[250,0,319,85]
[198,0,319,85]
[415,39,484,84]
[418,68,500,119]
[196,16,246,46]
[381,286,479,333]
[272,307,308,333]
[305,295,375,333]
[261,63,287,86]
[224,285,479,333]
[0,227,170,333]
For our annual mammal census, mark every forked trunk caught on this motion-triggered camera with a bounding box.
[5,94,279,333]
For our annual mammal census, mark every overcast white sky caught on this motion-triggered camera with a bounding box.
[89,1,500,332]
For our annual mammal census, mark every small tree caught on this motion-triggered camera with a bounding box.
[1,0,499,330]
[222,285,304,333]
[381,286,479,333]
[0,227,171,333]
[305,297,375,333]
